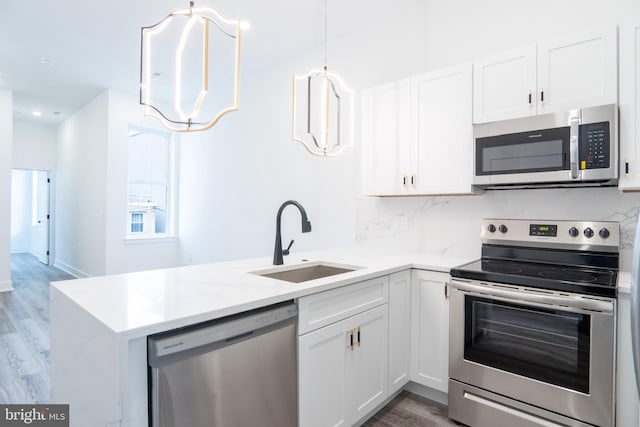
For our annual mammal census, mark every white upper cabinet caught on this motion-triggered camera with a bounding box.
[619,20,640,190]
[537,29,617,114]
[361,79,411,196]
[412,64,474,195]
[474,28,618,123]
[473,45,537,123]
[362,63,474,196]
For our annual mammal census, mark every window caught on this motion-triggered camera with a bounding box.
[127,126,175,238]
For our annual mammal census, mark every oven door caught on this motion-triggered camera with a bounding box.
[449,279,615,427]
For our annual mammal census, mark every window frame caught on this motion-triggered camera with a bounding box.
[125,125,177,241]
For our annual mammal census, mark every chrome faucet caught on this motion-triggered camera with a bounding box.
[273,200,312,265]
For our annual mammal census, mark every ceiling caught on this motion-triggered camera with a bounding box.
[0,0,391,125]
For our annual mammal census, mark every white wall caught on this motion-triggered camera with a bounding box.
[55,92,109,277]
[10,170,32,253]
[12,121,57,171]
[0,90,12,290]
[177,0,430,265]
[104,91,179,274]
[355,0,640,272]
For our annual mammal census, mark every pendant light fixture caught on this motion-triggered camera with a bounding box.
[292,0,354,157]
[140,2,241,132]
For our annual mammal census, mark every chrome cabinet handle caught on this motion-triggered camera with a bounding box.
[355,327,361,347]
[346,329,353,350]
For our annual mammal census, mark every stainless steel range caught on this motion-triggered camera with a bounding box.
[448,219,619,427]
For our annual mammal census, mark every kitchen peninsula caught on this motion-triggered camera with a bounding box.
[50,248,469,427]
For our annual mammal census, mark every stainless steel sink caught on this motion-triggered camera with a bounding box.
[252,262,362,283]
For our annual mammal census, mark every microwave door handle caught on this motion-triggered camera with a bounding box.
[569,110,580,179]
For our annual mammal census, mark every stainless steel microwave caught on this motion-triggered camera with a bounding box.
[473,104,618,189]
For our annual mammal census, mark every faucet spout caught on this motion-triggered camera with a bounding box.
[273,200,312,265]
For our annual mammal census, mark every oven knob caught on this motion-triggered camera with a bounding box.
[487,224,496,233]
[599,228,610,239]
[568,227,579,237]
[584,227,594,238]
[498,224,508,233]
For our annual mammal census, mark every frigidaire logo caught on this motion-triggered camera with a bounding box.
[0,405,69,426]
[162,341,184,350]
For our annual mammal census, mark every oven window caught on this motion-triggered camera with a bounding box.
[464,296,590,393]
[476,126,570,175]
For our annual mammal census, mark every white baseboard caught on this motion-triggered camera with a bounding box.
[0,280,14,292]
[53,260,90,279]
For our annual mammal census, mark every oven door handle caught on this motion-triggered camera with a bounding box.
[451,280,614,314]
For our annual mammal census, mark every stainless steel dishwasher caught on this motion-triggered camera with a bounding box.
[147,301,298,427]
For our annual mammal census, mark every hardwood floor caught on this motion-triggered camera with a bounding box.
[364,391,462,427]
[0,253,74,404]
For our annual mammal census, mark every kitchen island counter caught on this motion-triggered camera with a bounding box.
[50,247,471,427]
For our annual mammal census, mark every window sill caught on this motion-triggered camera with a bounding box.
[124,235,177,245]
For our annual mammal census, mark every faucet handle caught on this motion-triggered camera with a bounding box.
[283,240,295,256]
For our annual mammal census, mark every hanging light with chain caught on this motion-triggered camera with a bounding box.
[291,0,354,157]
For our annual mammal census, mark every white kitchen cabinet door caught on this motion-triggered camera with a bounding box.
[473,45,537,123]
[349,305,389,423]
[298,305,389,427]
[361,79,412,195]
[298,315,350,427]
[619,21,640,190]
[388,270,411,394]
[410,270,450,393]
[537,28,617,115]
[412,63,474,194]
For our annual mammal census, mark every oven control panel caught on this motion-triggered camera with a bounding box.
[481,219,619,251]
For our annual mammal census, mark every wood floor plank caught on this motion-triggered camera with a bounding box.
[0,253,74,404]
[363,391,462,427]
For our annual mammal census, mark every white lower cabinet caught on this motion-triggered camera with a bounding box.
[298,277,389,427]
[388,270,411,394]
[299,269,452,426]
[410,270,450,393]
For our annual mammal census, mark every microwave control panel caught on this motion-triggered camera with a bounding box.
[580,121,609,170]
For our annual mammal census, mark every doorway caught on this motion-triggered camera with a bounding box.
[10,169,50,265]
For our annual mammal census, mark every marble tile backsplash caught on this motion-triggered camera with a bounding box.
[355,187,640,271]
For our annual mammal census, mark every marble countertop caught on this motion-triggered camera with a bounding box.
[51,247,471,339]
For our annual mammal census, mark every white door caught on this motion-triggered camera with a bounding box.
[410,270,450,393]
[537,28,617,115]
[30,170,50,265]
[473,45,537,123]
[413,63,474,194]
[619,20,640,190]
[361,79,411,195]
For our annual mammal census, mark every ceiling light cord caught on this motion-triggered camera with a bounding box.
[324,0,328,71]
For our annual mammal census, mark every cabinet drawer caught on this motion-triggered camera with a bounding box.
[298,276,389,335]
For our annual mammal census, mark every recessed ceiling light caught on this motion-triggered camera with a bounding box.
[32,111,42,117]
[40,57,55,66]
